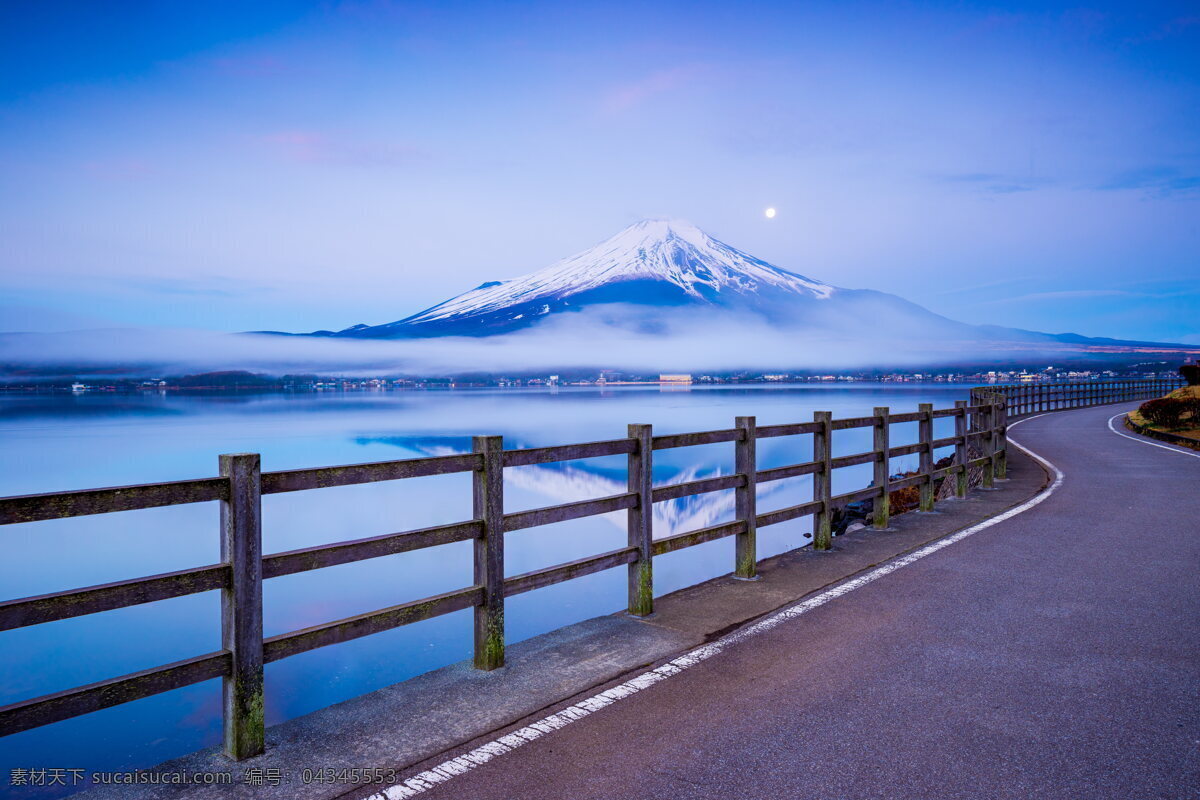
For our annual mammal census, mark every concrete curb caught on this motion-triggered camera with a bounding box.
[1123,414,1200,451]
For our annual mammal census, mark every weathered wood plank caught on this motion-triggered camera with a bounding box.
[262,521,481,579]
[506,547,639,596]
[734,416,757,579]
[982,405,996,489]
[888,411,923,423]
[261,453,481,494]
[263,586,483,663]
[503,493,637,532]
[0,478,227,525]
[887,474,925,490]
[650,521,745,556]
[873,406,890,529]
[651,474,744,503]
[888,442,925,457]
[830,486,883,508]
[813,411,833,550]
[954,400,969,498]
[996,402,1009,479]
[755,500,823,528]
[0,651,229,736]
[829,451,876,469]
[756,461,819,483]
[502,438,635,467]
[830,416,875,431]
[651,429,741,450]
[0,564,228,631]
[220,453,264,760]
[473,436,504,671]
[626,424,654,617]
[918,403,935,512]
[755,421,821,438]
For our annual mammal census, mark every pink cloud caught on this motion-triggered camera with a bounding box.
[601,65,707,114]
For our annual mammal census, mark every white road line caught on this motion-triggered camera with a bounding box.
[1107,412,1200,459]
[366,414,1065,800]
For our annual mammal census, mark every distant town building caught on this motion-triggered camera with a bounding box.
[658,374,693,384]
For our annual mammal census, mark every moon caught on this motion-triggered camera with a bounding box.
[764,207,776,219]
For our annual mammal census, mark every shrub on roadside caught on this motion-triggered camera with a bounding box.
[1139,397,1188,429]
[1180,397,1200,425]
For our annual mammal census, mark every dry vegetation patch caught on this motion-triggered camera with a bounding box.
[1130,386,1200,443]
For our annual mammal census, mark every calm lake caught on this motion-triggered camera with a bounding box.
[0,383,978,795]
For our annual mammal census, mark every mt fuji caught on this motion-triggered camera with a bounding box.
[313,219,969,340]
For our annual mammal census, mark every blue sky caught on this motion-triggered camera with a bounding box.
[1,0,1197,343]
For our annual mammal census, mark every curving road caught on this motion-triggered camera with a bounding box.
[366,403,1200,800]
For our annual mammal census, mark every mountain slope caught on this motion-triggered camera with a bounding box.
[325,219,970,339]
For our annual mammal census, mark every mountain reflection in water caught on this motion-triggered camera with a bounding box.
[357,434,802,537]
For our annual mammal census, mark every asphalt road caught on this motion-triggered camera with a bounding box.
[367,403,1200,800]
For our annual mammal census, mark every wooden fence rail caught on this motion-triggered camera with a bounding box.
[0,379,1178,758]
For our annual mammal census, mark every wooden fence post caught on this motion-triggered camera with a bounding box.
[872,407,890,528]
[813,411,833,551]
[953,400,969,498]
[996,403,1008,480]
[472,436,505,670]
[982,406,996,489]
[219,453,265,761]
[627,424,655,613]
[734,416,758,580]
[918,403,935,512]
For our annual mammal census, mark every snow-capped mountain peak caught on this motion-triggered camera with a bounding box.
[392,219,834,328]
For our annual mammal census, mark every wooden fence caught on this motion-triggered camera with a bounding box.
[972,378,1183,419]
[0,378,1174,759]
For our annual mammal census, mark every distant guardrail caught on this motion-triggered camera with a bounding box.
[971,378,1183,419]
[0,378,1175,760]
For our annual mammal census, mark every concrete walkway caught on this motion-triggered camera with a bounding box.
[370,404,1200,800]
